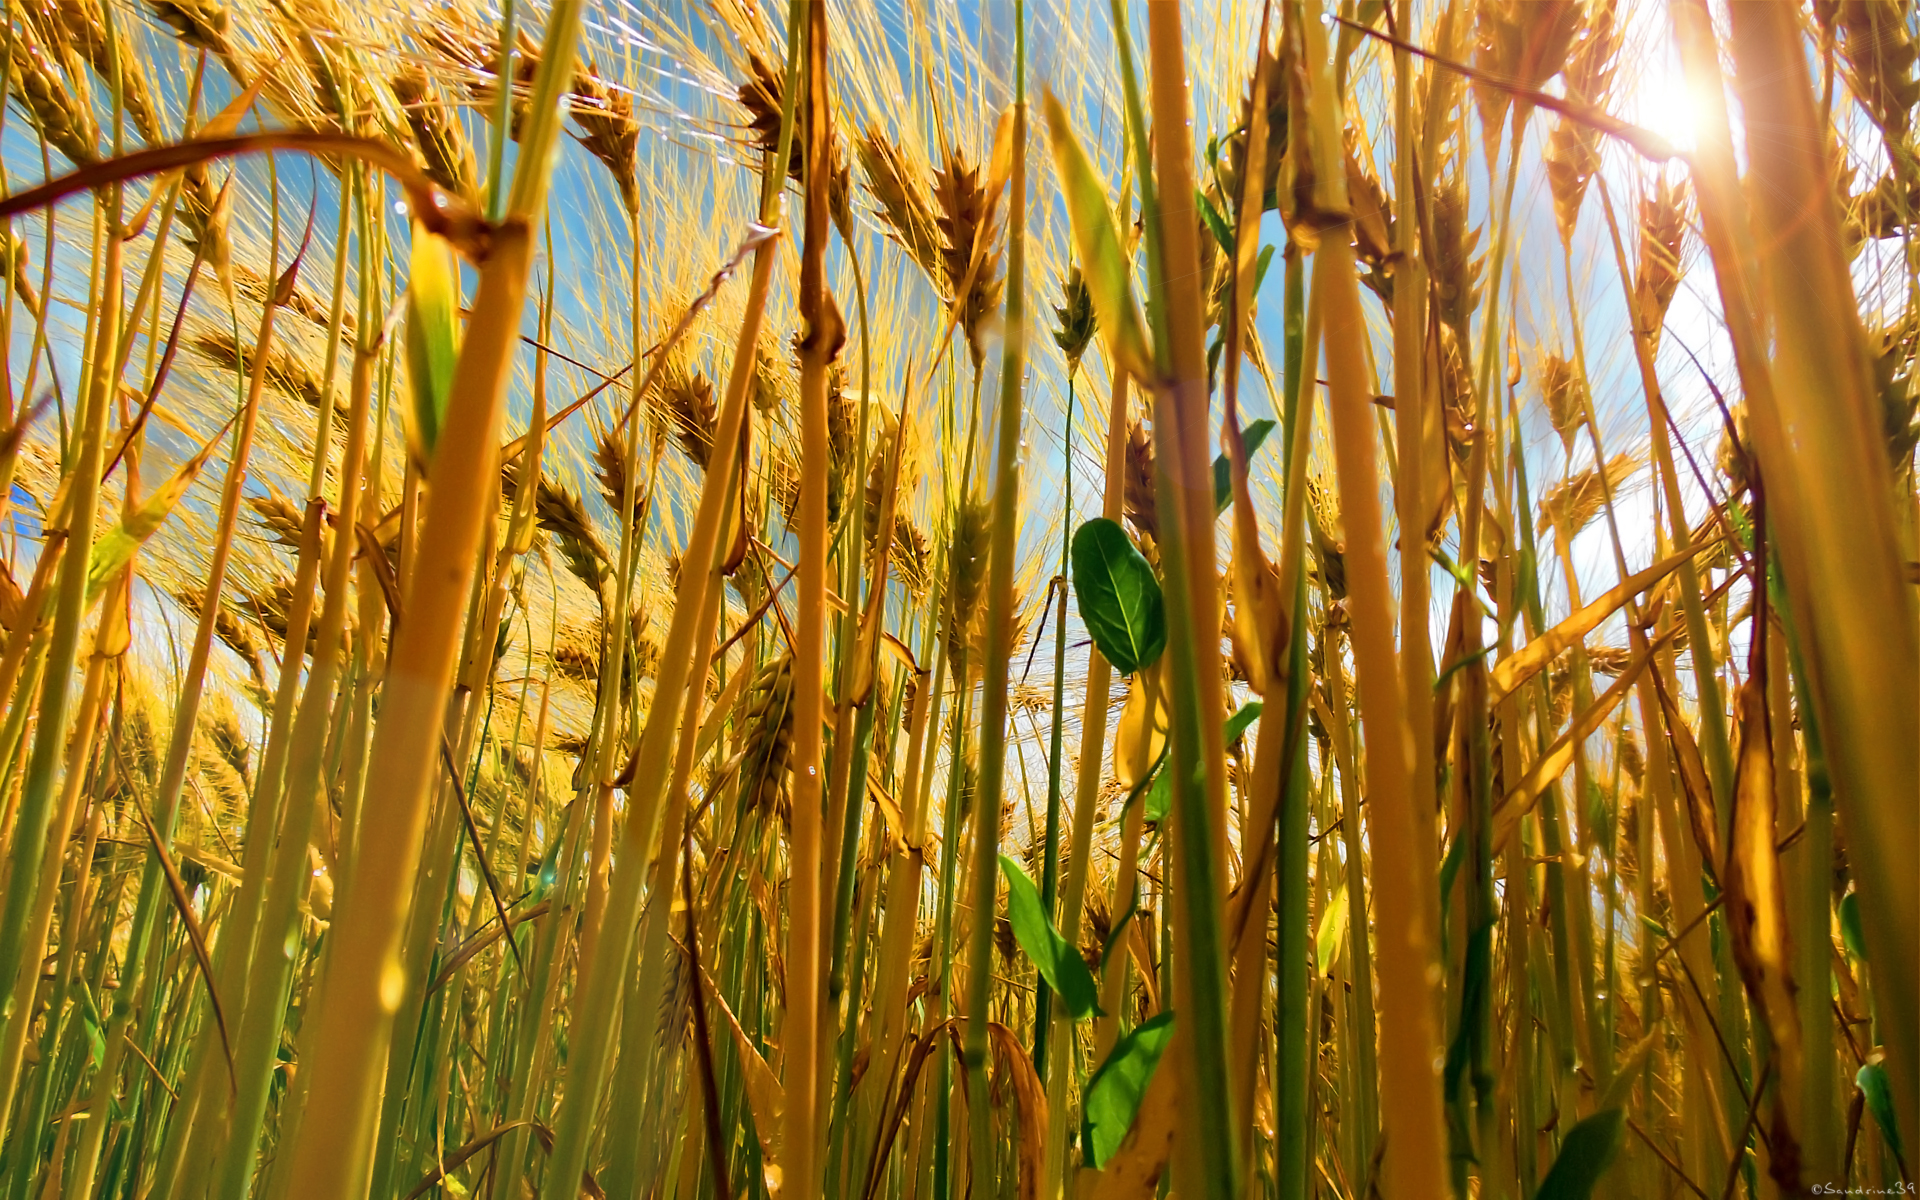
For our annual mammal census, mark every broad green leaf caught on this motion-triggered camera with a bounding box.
[1315,882,1349,975]
[406,221,461,463]
[1536,1107,1625,1200]
[1072,518,1164,675]
[999,855,1101,1021]
[1082,1010,1175,1168]
[1042,90,1152,382]
[1858,1063,1905,1164]
[1213,418,1276,514]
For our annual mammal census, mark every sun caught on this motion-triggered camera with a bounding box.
[1626,58,1710,153]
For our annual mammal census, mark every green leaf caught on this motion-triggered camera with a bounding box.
[1437,832,1467,930]
[1083,1011,1175,1168]
[1536,1107,1625,1200]
[1223,701,1263,747]
[1253,243,1276,293]
[78,984,106,1066]
[1839,890,1868,961]
[999,855,1101,1022]
[406,221,461,464]
[1858,1063,1906,1164]
[1213,418,1277,515]
[1145,703,1256,823]
[1315,882,1349,975]
[1071,518,1165,675]
[1143,765,1171,823]
[1196,187,1233,251]
[1043,91,1152,382]
[1599,1031,1662,1112]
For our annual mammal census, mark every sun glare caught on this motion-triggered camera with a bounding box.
[1629,63,1707,153]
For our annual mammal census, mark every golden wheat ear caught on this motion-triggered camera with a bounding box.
[0,2,1913,1198]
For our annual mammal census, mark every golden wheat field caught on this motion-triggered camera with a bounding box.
[0,0,1912,1197]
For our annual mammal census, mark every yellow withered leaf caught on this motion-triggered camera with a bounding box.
[693,957,783,1180]
[1042,90,1152,383]
[199,65,276,140]
[1650,661,1720,875]
[1726,677,1803,1111]
[1113,659,1168,791]
[1227,436,1285,695]
[86,415,236,604]
[866,769,909,855]
[1316,881,1350,976]
[985,103,1020,215]
[982,1021,1049,1200]
[1488,540,1711,705]
[186,69,274,310]
[1492,623,1678,852]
